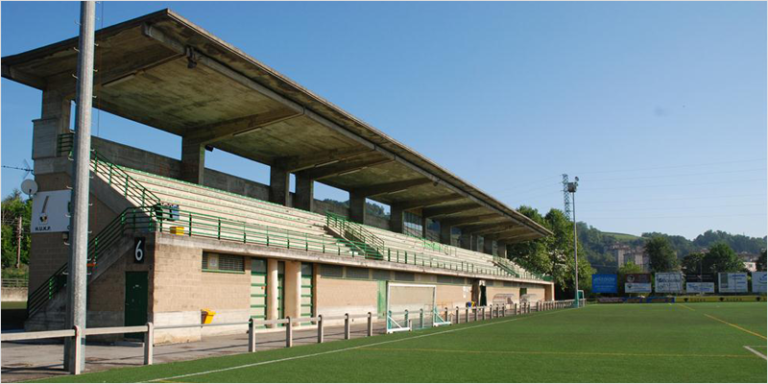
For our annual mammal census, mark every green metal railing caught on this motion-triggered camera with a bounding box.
[493,256,552,282]
[326,212,385,259]
[27,207,154,318]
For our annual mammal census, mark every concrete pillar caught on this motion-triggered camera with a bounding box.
[349,193,366,224]
[421,215,429,238]
[294,173,314,212]
[483,238,494,255]
[390,205,404,233]
[270,167,290,206]
[459,233,472,249]
[544,284,555,302]
[284,261,302,325]
[439,222,452,245]
[497,241,507,258]
[181,138,205,184]
[266,259,279,328]
[33,90,71,160]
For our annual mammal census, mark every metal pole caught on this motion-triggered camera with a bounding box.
[16,217,22,269]
[573,190,579,308]
[65,1,96,373]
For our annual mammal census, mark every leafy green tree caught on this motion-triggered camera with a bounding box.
[681,252,705,275]
[507,206,593,299]
[703,242,743,273]
[1,190,32,269]
[645,236,679,272]
[757,250,767,272]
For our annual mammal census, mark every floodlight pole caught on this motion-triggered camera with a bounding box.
[64,1,96,374]
[567,177,579,308]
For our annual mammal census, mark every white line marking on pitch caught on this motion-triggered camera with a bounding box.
[744,346,767,360]
[143,308,579,383]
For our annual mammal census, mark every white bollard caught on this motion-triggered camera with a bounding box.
[144,322,154,365]
[317,315,324,344]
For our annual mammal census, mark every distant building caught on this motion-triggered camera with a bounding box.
[610,244,650,272]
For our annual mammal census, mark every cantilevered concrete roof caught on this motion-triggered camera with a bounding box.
[2,9,551,242]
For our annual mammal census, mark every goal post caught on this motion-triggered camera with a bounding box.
[386,283,451,333]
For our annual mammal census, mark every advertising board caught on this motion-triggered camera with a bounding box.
[592,274,618,294]
[718,273,748,293]
[655,272,683,293]
[625,273,651,293]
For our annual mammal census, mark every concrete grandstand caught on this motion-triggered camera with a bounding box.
[2,9,555,344]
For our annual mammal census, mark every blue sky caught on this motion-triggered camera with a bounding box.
[2,1,766,239]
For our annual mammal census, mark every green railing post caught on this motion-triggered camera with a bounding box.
[189,212,193,236]
[217,218,221,240]
[108,163,113,185]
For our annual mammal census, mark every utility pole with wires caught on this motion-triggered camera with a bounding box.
[16,217,23,269]
[63,1,96,375]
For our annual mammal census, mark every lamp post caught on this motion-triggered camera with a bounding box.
[567,177,579,308]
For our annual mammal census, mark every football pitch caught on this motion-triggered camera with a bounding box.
[33,302,766,383]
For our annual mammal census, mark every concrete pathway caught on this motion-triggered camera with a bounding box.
[1,323,388,382]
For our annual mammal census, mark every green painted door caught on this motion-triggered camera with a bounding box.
[124,271,148,339]
[301,263,314,324]
[250,258,267,327]
[479,285,487,306]
[276,261,285,324]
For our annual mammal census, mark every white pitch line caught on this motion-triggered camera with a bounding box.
[144,308,578,383]
[743,346,767,361]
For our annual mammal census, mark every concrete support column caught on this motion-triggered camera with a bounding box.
[269,167,290,206]
[181,138,205,184]
[390,205,404,233]
[421,215,429,238]
[544,284,555,302]
[459,233,472,249]
[294,173,314,212]
[349,193,366,224]
[439,222,452,245]
[284,261,302,325]
[266,259,279,328]
[483,238,494,255]
[33,90,72,160]
[497,241,507,258]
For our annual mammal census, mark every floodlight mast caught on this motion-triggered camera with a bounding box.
[567,177,579,308]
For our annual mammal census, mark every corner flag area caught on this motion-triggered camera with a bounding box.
[31,303,766,383]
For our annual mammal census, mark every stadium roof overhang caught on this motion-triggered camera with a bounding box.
[1,9,552,242]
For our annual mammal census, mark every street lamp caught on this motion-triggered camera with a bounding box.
[567,177,579,308]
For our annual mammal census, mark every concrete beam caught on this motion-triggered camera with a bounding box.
[2,64,45,89]
[180,138,205,184]
[294,173,314,212]
[33,90,72,160]
[496,233,542,244]
[395,194,465,211]
[422,203,480,218]
[483,227,532,241]
[297,157,393,181]
[349,193,366,224]
[351,178,432,198]
[440,214,499,228]
[274,148,372,173]
[463,223,527,236]
[185,108,302,145]
[269,167,290,206]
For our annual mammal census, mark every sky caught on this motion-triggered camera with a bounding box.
[1,1,766,240]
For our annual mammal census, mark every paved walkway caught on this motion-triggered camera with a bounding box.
[1,323,388,382]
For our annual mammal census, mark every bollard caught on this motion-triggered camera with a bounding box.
[502,305,506,317]
[456,307,460,324]
[404,309,409,328]
[144,322,154,365]
[367,312,373,337]
[482,307,486,321]
[317,315,324,344]
[514,303,518,315]
[344,313,351,340]
[474,307,478,322]
[72,325,83,375]
[248,319,257,352]
[420,309,424,329]
[465,307,469,323]
[286,317,293,348]
[444,307,449,322]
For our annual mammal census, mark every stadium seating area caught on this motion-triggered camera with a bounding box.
[95,161,544,280]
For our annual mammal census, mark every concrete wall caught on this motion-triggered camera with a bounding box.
[2,288,28,302]
[316,275,378,325]
[436,284,472,309]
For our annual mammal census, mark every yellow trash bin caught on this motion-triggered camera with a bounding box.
[201,309,216,324]
[170,226,184,236]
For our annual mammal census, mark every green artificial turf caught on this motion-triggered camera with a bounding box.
[33,302,767,383]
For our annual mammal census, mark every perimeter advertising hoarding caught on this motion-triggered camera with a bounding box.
[685,274,715,283]
[718,273,748,293]
[752,272,767,293]
[655,272,684,293]
[592,274,618,293]
[625,273,652,293]
[686,282,715,293]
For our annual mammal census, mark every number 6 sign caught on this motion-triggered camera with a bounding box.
[134,237,146,263]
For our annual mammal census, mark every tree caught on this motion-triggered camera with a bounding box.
[645,236,678,272]
[507,207,593,299]
[1,190,32,269]
[681,252,705,275]
[757,250,767,272]
[702,242,743,273]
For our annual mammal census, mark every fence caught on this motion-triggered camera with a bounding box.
[0,299,583,375]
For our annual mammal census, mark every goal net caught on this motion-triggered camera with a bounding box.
[386,283,450,333]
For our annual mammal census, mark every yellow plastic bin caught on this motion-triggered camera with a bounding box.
[170,226,185,236]
[201,309,216,324]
